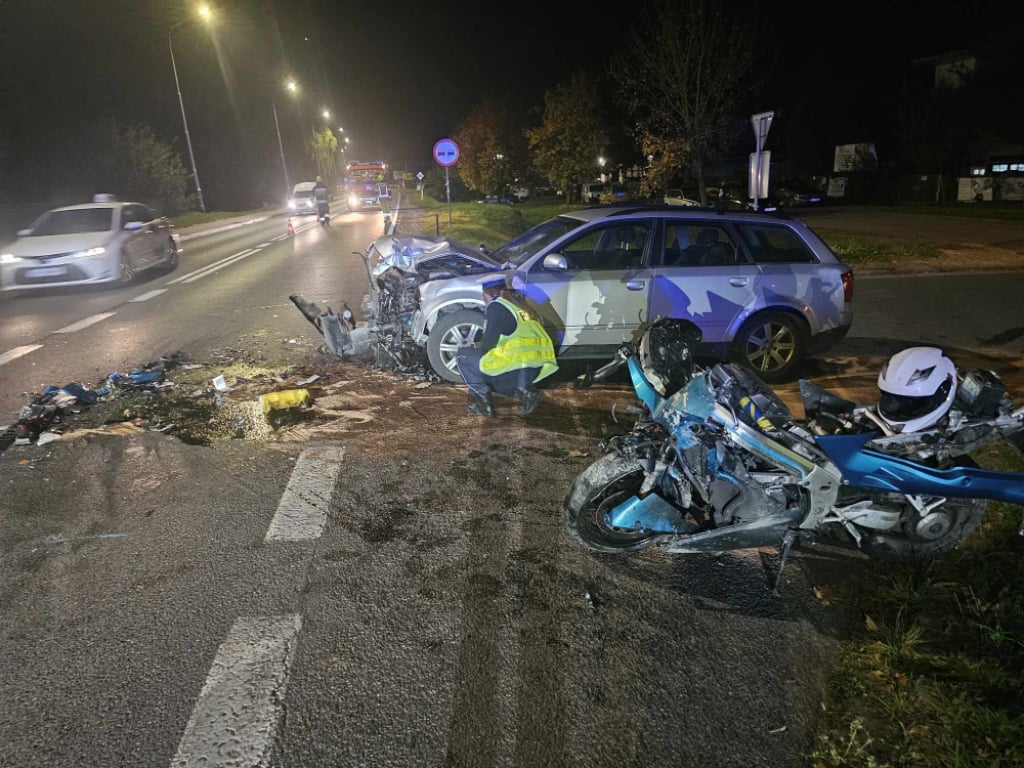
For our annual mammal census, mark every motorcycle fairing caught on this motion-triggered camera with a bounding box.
[816,432,1024,505]
[606,492,696,534]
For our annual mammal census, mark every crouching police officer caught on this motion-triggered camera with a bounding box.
[455,276,558,417]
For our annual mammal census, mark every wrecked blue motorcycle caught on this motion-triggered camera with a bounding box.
[566,319,1024,590]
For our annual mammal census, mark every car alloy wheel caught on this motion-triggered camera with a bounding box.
[733,312,806,382]
[426,309,484,383]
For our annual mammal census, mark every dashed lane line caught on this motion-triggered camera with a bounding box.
[0,344,43,366]
[129,289,168,302]
[264,445,346,541]
[171,614,303,768]
[54,312,116,334]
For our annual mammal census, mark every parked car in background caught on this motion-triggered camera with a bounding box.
[769,183,826,209]
[363,205,854,384]
[663,189,701,206]
[0,195,180,291]
[583,182,605,204]
[599,183,632,205]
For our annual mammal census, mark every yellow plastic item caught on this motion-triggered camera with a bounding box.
[260,389,312,416]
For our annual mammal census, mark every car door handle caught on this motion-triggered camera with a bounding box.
[625,279,646,291]
[729,277,749,287]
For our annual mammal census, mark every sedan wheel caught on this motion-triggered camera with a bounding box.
[426,309,484,383]
[163,238,179,271]
[119,257,137,286]
[732,312,805,382]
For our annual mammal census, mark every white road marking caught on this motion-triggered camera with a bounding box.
[0,344,43,366]
[166,248,258,285]
[264,445,345,541]
[54,313,115,333]
[129,289,168,302]
[171,614,302,768]
[256,242,272,248]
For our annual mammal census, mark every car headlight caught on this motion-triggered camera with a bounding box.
[0,252,22,264]
[288,200,297,210]
[348,195,359,207]
[70,246,106,259]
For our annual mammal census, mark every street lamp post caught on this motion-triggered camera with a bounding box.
[168,9,212,213]
[272,101,290,203]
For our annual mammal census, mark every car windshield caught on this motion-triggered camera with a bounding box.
[294,191,314,200]
[29,207,114,236]
[489,215,585,267]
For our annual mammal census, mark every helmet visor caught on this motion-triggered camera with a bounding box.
[878,379,953,423]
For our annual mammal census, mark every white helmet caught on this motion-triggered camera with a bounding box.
[877,346,957,432]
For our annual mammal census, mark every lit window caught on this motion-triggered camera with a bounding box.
[971,167,986,176]
[992,164,1009,173]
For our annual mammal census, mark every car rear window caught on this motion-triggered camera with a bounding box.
[30,207,114,236]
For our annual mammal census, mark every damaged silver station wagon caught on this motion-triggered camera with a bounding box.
[352,206,854,384]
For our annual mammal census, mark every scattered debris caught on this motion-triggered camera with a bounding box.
[212,374,234,392]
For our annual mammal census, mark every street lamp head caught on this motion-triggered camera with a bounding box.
[322,109,330,120]
[286,79,298,93]
[197,4,212,19]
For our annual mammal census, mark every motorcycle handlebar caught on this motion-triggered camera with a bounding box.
[575,345,632,389]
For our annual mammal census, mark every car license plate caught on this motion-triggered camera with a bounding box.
[26,266,67,278]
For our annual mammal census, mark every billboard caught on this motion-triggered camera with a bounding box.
[833,143,878,173]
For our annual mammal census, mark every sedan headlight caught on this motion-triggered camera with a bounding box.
[0,252,22,264]
[70,246,106,259]
[348,195,360,208]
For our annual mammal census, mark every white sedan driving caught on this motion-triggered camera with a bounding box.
[0,195,180,292]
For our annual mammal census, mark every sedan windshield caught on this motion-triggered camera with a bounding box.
[489,215,585,267]
[30,207,114,236]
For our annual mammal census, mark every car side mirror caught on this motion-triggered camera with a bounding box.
[543,253,568,271]
[123,221,144,231]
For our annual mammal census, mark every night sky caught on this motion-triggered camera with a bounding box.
[0,0,1014,210]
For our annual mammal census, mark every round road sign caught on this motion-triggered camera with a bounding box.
[433,138,460,167]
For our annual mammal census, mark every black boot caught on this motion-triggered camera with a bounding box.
[516,387,540,415]
[467,390,495,417]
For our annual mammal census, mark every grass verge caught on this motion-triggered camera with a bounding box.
[809,442,1024,768]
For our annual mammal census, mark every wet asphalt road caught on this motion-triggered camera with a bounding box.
[2,199,1024,767]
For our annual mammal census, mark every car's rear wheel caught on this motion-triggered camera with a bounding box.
[731,311,806,382]
[426,309,484,383]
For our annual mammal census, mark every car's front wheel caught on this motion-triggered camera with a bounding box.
[426,309,484,383]
[119,254,136,286]
[162,238,179,271]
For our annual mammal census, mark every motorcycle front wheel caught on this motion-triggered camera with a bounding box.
[565,453,665,553]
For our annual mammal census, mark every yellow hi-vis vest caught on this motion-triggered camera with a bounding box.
[480,297,559,382]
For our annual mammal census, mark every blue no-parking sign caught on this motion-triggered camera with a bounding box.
[433,138,459,167]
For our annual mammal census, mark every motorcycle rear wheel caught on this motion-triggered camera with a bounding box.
[565,453,664,553]
[853,460,988,563]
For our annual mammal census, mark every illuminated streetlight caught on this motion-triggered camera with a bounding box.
[168,5,214,212]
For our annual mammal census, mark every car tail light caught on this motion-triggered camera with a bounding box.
[841,271,854,302]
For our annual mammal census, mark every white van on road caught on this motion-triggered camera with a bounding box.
[289,182,318,216]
